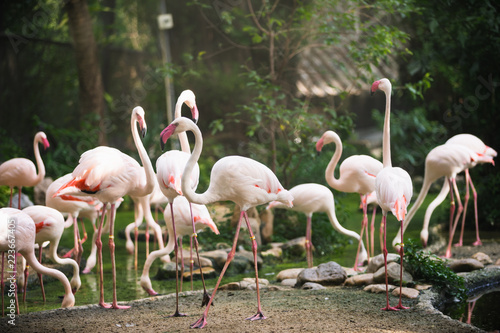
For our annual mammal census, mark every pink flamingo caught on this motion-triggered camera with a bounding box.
[160,117,293,329]
[445,134,496,247]
[372,78,413,311]
[53,106,156,309]
[21,205,81,302]
[0,131,50,208]
[0,208,74,315]
[316,130,382,268]
[391,143,477,258]
[266,183,367,268]
[140,195,219,315]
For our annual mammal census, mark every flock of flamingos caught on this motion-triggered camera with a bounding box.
[0,78,496,328]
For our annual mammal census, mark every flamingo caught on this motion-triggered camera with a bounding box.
[316,130,383,268]
[140,196,219,315]
[445,134,496,247]
[0,131,50,208]
[159,117,293,329]
[45,173,99,265]
[0,208,74,315]
[266,183,367,268]
[391,143,477,258]
[21,205,81,302]
[371,78,413,311]
[53,106,156,309]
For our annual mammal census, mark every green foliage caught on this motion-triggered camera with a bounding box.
[403,239,467,302]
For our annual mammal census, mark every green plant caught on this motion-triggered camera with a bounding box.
[403,239,467,302]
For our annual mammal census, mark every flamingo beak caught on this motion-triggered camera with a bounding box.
[370,80,381,96]
[160,123,178,151]
[191,105,199,124]
[42,138,50,150]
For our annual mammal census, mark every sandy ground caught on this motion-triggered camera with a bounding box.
[1,241,499,333]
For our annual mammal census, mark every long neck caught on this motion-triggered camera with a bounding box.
[181,124,217,205]
[132,118,155,197]
[33,137,45,184]
[174,100,190,153]
[325,137,343,189]
[382,87,392,168]
[48,241,80,284]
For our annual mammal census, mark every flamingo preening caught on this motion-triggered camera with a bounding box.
[54,106,156,309]
[371,78,413,311]
[160,116,293,329]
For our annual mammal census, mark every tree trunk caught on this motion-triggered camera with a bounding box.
[66,0,107,145]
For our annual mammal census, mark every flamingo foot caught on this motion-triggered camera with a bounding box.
[168,310,187,317]
[472,240,482,246]
[381,306,400,311]
[395,304,410,310]
[190,314,208,329]
[246,311,267,321]
[444,249,452,258]
[111,303,131,310]
[143,288,159,296]
[99,301,112,309]
[453,241,463,247]
[201,291,212,307]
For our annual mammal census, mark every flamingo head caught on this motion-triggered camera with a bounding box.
[179,89,199,124]
[36,132,50,150]
[420,229,429,248]
[316,130,340,154]
[160,122,178,151]
[371,78,391,96]
[160,117,196,151]
[133,106,147,137]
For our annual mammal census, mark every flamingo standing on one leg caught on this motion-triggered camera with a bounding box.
[316,130,382,268]
[0,208,75,314]
[391,143,477,257]
[160,117,293,329]
[445,134,496,247]
[53,106,156,309]
[0,132,50,208]
[21,205,81,302]
[371,78,413,311]
[140,195,219,315]
[266,183,367,268]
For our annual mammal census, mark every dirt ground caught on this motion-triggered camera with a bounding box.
[1,240,499,333]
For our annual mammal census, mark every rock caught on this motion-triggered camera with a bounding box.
[373,262,413,285]
[276,268,304,281]
[219,282,242,290]
[243,277,269,286]
[296,261,346,287]
[200,250,228,270]
[301,282,326,290]
[261,247,282,258]
[280,278,297,287]
[226,255,252,275]
[236,246,263,269]
[182,267,216,281]
[495,258,500,266]
[344,273,374,286]
[11,193,34,209]
[282,237,309,258]
[392,287,420,299]
[366,253,400,273]
[343,267,362,277]
[154,262,182,280]
[471,252,493,265]
[260,207,274,244]
[415,284,432,291]
[363,284,396,294]
[448,258,484,272]
[179,250,213,268]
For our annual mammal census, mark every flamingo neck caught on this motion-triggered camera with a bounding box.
[174,99,191,153]
[131,116,155,197]
[33,136,46,184]
[382,86,392,168]
[325,135,343,189]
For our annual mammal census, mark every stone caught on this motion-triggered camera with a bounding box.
[281,278,297,287]
[276,268,304,281]
[373,262,413,285]
[392,287,420,299]
[495,258,500,266]
[448,258,484,272]
[366,253,400,273]
[243,277,269,286]
[179,250,213,268]
[154,262,182,280]
[363,284,396,294]
[471,252,493,265]
[414,284,432,291]
[219,282,242,290]
[301,282,326,290]
[261,247,282,258]
[182,267,216,281]
[260,207,274,244]
[282,237,309,258]
[296,261,346,286]
[11,193,34,209]
[200,250,228,270]
[236,246,263,269]
[344,273,374,286]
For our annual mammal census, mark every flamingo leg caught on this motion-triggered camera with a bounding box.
[37,247,46,302]
[370,205,377,256]
[95,204,110,308]
[168,202,186,317]
[1,253,4,316]
[17,187,22,209]
[22,263,29,302]
[190,235,194,291]
[179,237,184,294]
[455,169,470,247]
[189,203,211,307]
[381,213,398,311]
[107,203,130,309]
[8,187,13,207]
[305,215,313,268]
[191,211,244,329]
[14,254,19,315]
[395,219,409,310]
[469,176,482,246]
[354,195,368,270]
[445,178,464,258]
